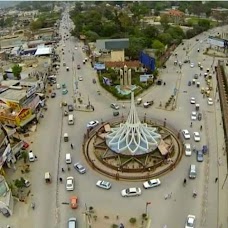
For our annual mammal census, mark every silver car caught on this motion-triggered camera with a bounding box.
[96,180,111,190]
[73,162,86,174]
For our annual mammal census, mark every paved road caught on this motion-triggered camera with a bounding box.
[1,10,227,228]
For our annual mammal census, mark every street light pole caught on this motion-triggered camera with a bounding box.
[222,173,228,189]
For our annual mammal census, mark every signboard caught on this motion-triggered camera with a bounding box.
[16,108,31,124]
[207,37,224,48]
[6,101,20,110]
[139,51,156,71]
[94,63,106,70]
[26,85,37,98]
[140,74,153,82]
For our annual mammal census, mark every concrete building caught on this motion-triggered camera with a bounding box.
[161,9,185,25]
[95,38,129,62]
[0,175,14,217]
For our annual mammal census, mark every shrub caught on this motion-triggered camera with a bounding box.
[111,225,118,228]
[129,217,137,224]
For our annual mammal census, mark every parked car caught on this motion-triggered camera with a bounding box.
[194,74,198,79]
[193,132,201,142]
[66,177,74,191]
[87,120,99,129]
[96,180,111,190]
[110,103,119,110]
[73,162,86,174]
[70,196,78,209]
[182,130,191,139]
[197,150,204,162]
[184,143,192,156]
[143,179,161,189]
[24,179,31,188]
[185,214,196,228]
[78,76,83,81]
[77,64,81,69]
[22,141,29,149]
[121,187,141,197]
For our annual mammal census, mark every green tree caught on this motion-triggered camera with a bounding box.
[14,177,25,189]
[142,25,159,39]
[152,40,165,57]
[158,33,172,46]
[198,19,211,30]
[12,64,22,80]
[160,14,170,30]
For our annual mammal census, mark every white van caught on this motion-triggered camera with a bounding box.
[65,153,72,164]
[29,152,35,162]
[68,114,74,125]
[68,217,77,228]
[189,164,196,179]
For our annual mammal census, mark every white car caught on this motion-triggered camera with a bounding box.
[96,180,111,190]
[143,179,161,189]
[191,111,197,121]
[78,76,83,81]
[66,177,74,191]
[193,132,200,142]
[190,97,196,104]
[184,143,192,156]
[87,120,99,129]
[190,63,194,68]
[182,130,190,139]
[121,187,141,197]
[75,46,78,50]
[185,214,196,228]
[73,163,86,174]
[208,98,213,105]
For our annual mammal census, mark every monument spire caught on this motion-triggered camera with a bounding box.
[106,92,161,155]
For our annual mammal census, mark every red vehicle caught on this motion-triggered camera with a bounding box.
[22,141,29,149]
[70,196,78,209]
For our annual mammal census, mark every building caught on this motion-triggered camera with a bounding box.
[161,9,185,25]
[0,85,41,128]
[95,38,129,62]
[0,175,14,217]
[211,8,228,20]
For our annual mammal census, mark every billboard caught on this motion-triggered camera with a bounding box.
[139,52,156,71]
[207,36,224,48]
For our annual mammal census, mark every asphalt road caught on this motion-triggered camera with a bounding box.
[1,11,227,228]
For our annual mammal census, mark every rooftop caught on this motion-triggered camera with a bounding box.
[35,46,52,56]
[0,88,27,102]
[167,9,185,17]
[105,61,141,68]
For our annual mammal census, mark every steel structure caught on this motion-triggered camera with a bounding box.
[106,93,161,155]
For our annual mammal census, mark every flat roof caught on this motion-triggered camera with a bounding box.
[35,47,52,56]
[1,80,20,87]
[0,89,27,102]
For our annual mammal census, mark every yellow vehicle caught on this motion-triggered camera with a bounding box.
[207,80,211,85]
[206,91,210,97]
[201,87,205,94]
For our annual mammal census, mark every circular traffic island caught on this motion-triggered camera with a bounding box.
[83,116,182,181]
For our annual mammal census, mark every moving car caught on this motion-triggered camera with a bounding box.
[185,214,196,228]
[193,132,200,142]
[190,63,194,68]
[51,92,56,98]
[194,74,198,79]
[208,98,213,105]
[87,120,99,129]
[78,76,83,81]
[197,150,204,162]
[73,162,86,174]
[77,64,81,69]
[182,130,191,139]
[190,97,196,104]
[96,180,111,190]
[62,89,68,95]
[191,111,197,121]
[110,103,119,110]
[143,179,161,189]
[184,143,192,156]
[70,196,78,209]
[66,177,74,191]
[68,104,74,112]
[121,187,141,197]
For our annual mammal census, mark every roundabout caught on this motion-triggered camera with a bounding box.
[83,93,183,181]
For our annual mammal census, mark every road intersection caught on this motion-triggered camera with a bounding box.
[1,12,227,228]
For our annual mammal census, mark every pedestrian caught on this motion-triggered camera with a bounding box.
[215,177,218,183]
